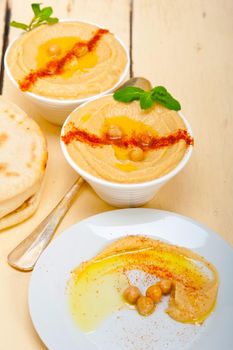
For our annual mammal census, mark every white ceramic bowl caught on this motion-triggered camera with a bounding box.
[4,19,130,126]
[60,97,193,208]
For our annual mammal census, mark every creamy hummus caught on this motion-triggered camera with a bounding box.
[63,95,191,183]
[68,235,219,332]
[7,22,128,99]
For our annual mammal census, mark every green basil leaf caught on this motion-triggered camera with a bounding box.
[139,92,154,109]
[113,85,181,111]
[151,86,181,111]
[31,20,46,29]
[113,86,144,103]
[10,21,29,30]
[31,3,41,16]
[38,6,53,20]
[165,97,181,111]
[151,86,167,96]
[10,3,58,32]
[46,17,59,24]
[153,94,181,111]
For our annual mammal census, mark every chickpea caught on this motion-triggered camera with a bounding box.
[107,124,123,140]
[73,44,89,57]
[47,44,61,56]
[136,296,155,316]
[146,284,162,303]
[123,285,141,305]
[138,131,152,147]
[129,147,144,162]
[65,56,79,69]
[46,60,59,74]
[158,279,173,295]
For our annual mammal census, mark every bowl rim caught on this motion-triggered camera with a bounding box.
[60,94,193,189]
[4,18,130,105]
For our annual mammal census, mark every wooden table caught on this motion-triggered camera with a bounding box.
[0,1,232,348]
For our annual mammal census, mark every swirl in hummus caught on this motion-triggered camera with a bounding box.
[62,95,193,183]
[6,21,128,99]
[68,235,219,332]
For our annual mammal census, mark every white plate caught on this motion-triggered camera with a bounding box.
[29,209,233,350]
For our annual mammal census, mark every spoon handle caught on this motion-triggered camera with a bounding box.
[7,77,152,272]
[7,177,84,271]
[120,76,152,91]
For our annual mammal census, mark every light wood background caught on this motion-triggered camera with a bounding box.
[0,0,232,348]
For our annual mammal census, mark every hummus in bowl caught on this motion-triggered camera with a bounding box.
[61,94,193,207]
[61,95,193,184]
[5,21,129,100]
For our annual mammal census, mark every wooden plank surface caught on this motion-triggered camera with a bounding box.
[0,0,7,78]
[0,0,233,349]
[0,1,130,349]
[133,0,233,241]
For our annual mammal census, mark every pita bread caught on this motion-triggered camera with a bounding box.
[0,97,47,230]
[0,185,43,230]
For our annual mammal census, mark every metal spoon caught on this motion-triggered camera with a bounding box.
[7,77,152,271]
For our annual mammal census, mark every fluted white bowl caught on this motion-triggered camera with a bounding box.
[4,19,130,126]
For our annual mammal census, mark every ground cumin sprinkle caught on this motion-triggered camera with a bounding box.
[62,125,194,151]
[19,28,109,91]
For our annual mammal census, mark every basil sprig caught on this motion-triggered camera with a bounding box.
[10,3,59,32]
[114,85,181,111]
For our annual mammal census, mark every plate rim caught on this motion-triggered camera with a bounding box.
[38,208,233,252]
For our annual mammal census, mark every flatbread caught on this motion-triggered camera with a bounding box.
[0,184,42,231]
[0,97,47,229]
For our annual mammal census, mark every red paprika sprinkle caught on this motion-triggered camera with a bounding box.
[62,124,194,151]
[19,28,109,91]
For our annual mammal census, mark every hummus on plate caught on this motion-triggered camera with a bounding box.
[68,235,218,332]
[7,22,128,99]
[62,95,193,183]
